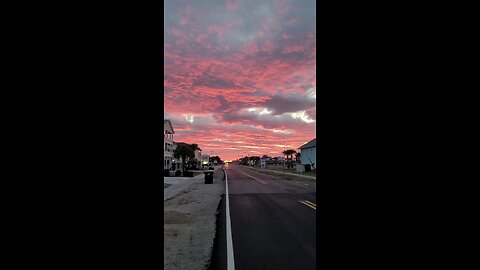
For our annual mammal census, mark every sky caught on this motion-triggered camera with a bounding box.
[164,0,316,161]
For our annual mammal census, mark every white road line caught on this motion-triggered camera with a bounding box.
[236,169,268,184]
[225,169,235,270]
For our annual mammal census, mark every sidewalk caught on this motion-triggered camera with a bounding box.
[164,168,225,270]
[245,166,317,180]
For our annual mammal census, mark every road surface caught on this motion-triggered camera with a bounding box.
[210,164,316,270]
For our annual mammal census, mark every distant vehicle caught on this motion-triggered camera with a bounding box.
[201,154,210,166]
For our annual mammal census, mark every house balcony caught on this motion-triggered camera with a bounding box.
[165,150,174,158]
[164,137,173,145]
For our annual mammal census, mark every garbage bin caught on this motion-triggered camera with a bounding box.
[204,171,214,184]
[305,164,311,172]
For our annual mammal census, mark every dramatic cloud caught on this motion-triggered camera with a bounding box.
[165,0,316,161]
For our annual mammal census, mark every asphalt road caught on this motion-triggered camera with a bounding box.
[210,164,316,270]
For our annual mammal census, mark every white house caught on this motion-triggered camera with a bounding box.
[260,157,267,167]
[194,148,202,168]
[171,142,184,171]
[164,120,175,170]
[299,138,316,170]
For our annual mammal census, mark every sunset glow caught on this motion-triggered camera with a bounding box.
[164,0,316,161]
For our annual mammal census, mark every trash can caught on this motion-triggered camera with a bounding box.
[204,171,214,184]
[305,164,311,172]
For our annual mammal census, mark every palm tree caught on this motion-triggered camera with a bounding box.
[283,149,296,169]
[283,149,296,161]
[295,152,301,162]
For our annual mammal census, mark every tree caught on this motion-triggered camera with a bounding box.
[210,155,223,164]
[282,149,297,168]
[173,143,195,171]
[241,156,249,165]
[283,149,296,161]
[187,158,199,170]
[250,156,260,166]
[272,157,279,165]
[190,144,201,167]
[191,144,201,151]
[295,152,301,162]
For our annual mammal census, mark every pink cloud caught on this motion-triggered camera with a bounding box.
[164,0,316,161]
[195,34,208,43]
[275,0,291,15]
[208,24,230,38]
[282,45,304,54]
[244,42,260,54]
[226,0,240,12]
[262,40,276,54]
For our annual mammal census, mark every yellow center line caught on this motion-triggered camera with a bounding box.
[303,200,316,207]
[299,200,316,210]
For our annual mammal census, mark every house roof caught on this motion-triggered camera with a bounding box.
[299,138,316,149]
[164,119,175,134]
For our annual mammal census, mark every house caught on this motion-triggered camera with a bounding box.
[260,157,267,167]
[194,148,202,168]
[299,138,316,170]
[172,142,183,171]
[164,120,175,170]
